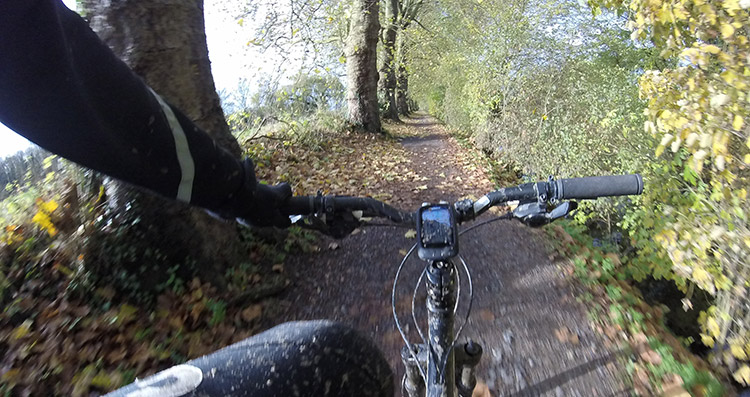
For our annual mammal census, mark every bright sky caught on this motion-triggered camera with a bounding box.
[0,0,272,158]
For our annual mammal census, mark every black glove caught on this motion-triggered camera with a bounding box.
[215,158,292,228]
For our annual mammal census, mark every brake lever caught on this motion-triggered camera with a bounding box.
[512,201,577,227]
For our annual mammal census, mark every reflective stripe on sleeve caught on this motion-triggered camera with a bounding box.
[148,87,195,203]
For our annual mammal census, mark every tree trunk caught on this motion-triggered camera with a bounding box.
[345,0,381,133]
[395,33,411,115]
[378,0,399,121]
[81,0,244,294]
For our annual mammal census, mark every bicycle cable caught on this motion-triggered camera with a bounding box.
[459,212,513,236]
[392,243,428,381]
[411,266,428,345]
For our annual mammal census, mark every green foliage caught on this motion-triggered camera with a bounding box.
[407,0,657,228]
[584,0,750,381]
[548,222,723,395]
[205,299,227,327]
[647,337,724,397]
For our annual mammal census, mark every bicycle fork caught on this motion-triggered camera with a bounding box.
[401,261,483,397]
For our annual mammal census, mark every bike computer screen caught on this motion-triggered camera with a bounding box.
[416,204,458,261]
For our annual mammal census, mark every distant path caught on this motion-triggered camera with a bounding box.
[263,112,630,396]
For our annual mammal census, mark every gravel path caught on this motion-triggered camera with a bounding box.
[262,114,630,396]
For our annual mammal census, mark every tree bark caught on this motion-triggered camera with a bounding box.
[378,0,399,121]
[395,33,411,115]
[345,0,382,133]
[81,0,244,292]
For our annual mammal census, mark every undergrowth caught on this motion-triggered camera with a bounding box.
[0,117,328,394]
[546,220,724,396]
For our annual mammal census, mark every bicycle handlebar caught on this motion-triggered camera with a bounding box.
[281,173,643,226]
[553,174,643,200]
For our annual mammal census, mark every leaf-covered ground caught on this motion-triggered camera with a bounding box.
[0,226,290,395]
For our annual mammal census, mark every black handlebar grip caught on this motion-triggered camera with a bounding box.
[282,196,315,215]
[555,174,643,200]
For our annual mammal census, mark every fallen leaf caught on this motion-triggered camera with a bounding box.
[662,385,690,397]
[106,348,128,364]
[478,309,495,321]
[95,286,116,301]
[328,242,340,250]
[404,229,417,239]
[736,365,750,385]
[241,305,263,323]
[554,327,567,343]
[116,304,138,326]
[272,264,284,273]
[1,369,21,384]
[640,349,662,365]
[13,320,33,340]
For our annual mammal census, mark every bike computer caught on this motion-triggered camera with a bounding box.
[416,203,459,261]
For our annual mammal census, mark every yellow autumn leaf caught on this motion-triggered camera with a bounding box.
[731,343,748,359]
[744,154,750,164]
[674,117,688,129]
[701,333,715,347]
[692,267,710,282]
[734,115,744,131]
[707,317,721,337]
[703,44,721,54]
[734,365,750,385]
[32,211,58,237]
[39,199,59,214]
[13,320,33,340]
[117,304,138,325]
[724,0,741,13]
[722,69,738,84]
[90,371,115,389]
[721,23,735,38]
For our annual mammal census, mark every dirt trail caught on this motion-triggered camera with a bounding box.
[263,113,630,396]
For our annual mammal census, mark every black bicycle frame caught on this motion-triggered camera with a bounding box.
[401,259,482,397]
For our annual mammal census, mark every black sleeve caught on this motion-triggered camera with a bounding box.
[0,0,246,211]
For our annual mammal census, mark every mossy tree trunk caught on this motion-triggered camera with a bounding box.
[378,0,399,121]
[345,0,381,133]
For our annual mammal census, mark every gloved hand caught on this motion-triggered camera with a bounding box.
[215,158,292,228]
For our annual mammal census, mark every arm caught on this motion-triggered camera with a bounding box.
[0,0,289,225]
